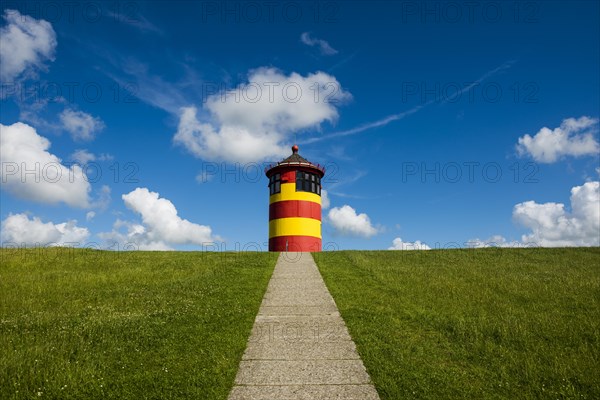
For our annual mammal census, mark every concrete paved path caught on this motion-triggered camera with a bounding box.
[228,252,380,400]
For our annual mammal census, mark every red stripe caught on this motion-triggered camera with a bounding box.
[280,170,295,183]
[269,236,322,252]
[269,200,321,221]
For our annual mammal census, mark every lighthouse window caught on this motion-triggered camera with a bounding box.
[296,171,321,195]
[269,173,281,195]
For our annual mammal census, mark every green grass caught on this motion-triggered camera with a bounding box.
[314,248,600,400]
[3,248,599,399]
[0,248,277,399]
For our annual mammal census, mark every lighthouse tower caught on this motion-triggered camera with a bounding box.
[265,145,325,252]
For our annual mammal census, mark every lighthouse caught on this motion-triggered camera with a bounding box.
[265,145,325,252]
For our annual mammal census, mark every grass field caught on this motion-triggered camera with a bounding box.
[314,248,600,399]
[2,248,599,399]
[0,249,277,399]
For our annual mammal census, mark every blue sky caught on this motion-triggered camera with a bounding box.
[1,0,599,251]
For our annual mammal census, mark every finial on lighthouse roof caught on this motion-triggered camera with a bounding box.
[292,144,299,154]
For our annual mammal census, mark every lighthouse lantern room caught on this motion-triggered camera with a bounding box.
[265,145,325,252]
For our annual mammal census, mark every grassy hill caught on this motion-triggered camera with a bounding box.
[1,248,598,399]
[314,248,600,399]
[0,249,277,399]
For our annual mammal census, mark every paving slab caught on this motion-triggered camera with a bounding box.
[242,340,360,360]
[258,305,340,316]
[228,252,380,399]
[228,385,380,400]
[261,296,335,307]
[249,318,352,343]
[234,360,372,385]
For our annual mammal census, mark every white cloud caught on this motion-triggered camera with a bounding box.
[86,211,96,221]
[92,185,112,210]
[300,32,338,55]
[0,9,57,81]
[195,171,214,184]
[327,205,378,237]
[59,109,105,141]
[100,188,220,250]
[173,67,351,163]
[0,122,91,208]
[71,149,96,165]
[389,237,431,250]
[70,149,114,165]
[516,116,599,163]
[321,189,330,209]
[513,181,600,247]
[465,235,526,248]
[1,213,89,246]
[99,219,173,251]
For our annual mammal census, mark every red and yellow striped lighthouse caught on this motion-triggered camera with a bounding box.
[265,145,325,252]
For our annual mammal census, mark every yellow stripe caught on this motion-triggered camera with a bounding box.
[270,183,321,205]
[269,217,321,239]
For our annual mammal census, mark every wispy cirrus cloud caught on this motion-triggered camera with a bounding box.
[103,58,191,115]
[307,60,516,143]
[301,32,338,55]
[108,11,163,35]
